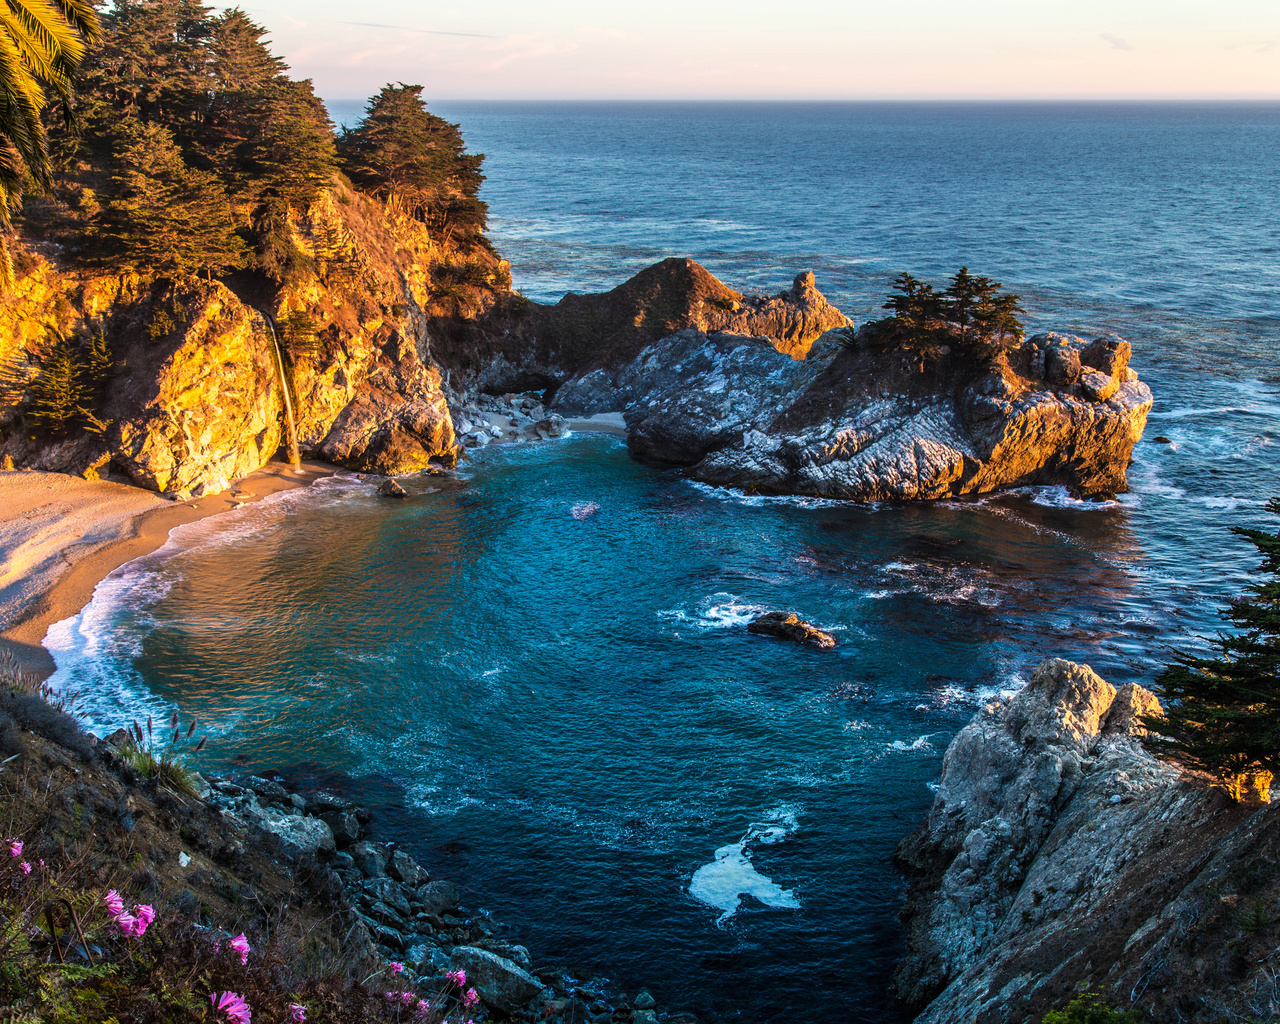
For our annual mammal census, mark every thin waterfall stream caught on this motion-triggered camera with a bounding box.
[261,312,301,470]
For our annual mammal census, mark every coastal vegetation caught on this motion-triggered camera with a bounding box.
[0,0,100,286]
[860,267,1026,360]
[13,0,490,286]
[1146,497,1280,802]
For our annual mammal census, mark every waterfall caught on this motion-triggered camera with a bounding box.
[261,313,301,471]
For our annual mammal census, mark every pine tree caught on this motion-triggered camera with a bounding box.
[943,267,1025,350]
[27,342,89,433]
[1145,497,1280,802]
[93,120,248,279]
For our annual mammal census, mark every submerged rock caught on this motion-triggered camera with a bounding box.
[376,478,408,498]
[747,612,836,648]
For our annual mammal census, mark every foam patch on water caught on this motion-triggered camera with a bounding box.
[888,734,936,752]
[570,501,600,519]
[657,592,772,632]
[684,480,855,510]
[689,806,802,925]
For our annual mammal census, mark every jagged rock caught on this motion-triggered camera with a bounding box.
[349,841,386,878]
[304,791,354,815]
[387,849,429,886]
[449,946,543,1013]
[747,611,835,648]
[237,802,335,859]
[376,478,408,498]
[586,328,1150,500]
[1043,342,1082,385]
[892,658,1275,1024]
[363,877,412,919]
[1080,335,1131,377]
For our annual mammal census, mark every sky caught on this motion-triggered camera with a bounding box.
[231,0,1280,102]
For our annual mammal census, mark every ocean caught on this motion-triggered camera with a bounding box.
[48,103,1280,1022]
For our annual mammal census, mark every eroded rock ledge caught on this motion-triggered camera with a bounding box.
[894,659,1280,1024]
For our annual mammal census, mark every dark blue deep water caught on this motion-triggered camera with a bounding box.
[50,104,1280,1023]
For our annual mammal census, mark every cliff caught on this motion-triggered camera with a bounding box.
[1,178,484,497]
[895,659,1280,1023]
[549,328,1151,500]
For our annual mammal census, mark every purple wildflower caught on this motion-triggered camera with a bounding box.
[104,890,124,917]
[211,990,252,1024]
[463,988,479,1008]
[288,1003,307,1023]
[445,968,466,987]
[389,961,404,976]
[20,862,31,875]
[8,839,21,857]
[228,932,251,964]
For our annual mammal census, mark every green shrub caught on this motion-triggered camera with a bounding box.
[1042,992,1142,1023]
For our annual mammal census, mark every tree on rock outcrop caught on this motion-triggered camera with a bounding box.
[1146,497,1280,802]
[862,267,1025,361]
[337,83,487,245]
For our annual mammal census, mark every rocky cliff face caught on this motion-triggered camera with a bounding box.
[550,328,1151,500]
[895,659,1280,1024]
[2,181,467,495]
[430,257,849,394]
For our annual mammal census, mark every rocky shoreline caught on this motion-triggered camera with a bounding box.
[894,659,1280,1024]
[88,728,693,1023]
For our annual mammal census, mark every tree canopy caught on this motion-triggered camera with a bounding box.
[337,83,487,244]
[863,267,1025,360]
[1145,497,1280,802]
[0,0,100,286]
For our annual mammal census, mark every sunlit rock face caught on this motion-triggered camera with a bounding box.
[552,327,1151,501]
[893,658,1279,1024]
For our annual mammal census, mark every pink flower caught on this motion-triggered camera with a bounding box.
[8,840,21,857]
[114,912,138,936]
[135,905,155,929]
[288,1003,306,1023]
[20,862,31,875]
[211,990,252,1024]
[463,988,479,1008]
[104,890,125,917]
[445,968,466,987]
[228,932,251,964]
[389,961,404,976]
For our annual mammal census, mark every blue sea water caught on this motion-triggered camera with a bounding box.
[48,104,1280,1023]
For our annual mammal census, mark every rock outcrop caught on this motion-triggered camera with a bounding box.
[433,257,850,395]
[894,658,1280,1024]
[747,611,836,648]
[550,327,1151,500]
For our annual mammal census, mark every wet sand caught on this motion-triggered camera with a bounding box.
[0,461,333,677]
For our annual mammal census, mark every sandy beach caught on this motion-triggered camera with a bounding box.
[0,461,333,677]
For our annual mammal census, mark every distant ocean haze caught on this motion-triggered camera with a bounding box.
[46,100,1280,1023]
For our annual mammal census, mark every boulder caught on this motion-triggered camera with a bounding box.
[376,478,408,498]
[415,880,460,917]
[449,946,543,1013]
[238,802,335,859]
[747,612,836,648]
[319,809,361,847]
[1080,335,1131,377]
[349,841,386,878]
[1044,344,1081,385]
[387,849,429,886]
[363,877,413,919]
[1079,369,1119,403]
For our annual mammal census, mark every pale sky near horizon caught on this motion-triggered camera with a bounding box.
[229,0,1280,102]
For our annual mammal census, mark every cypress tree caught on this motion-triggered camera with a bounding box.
[1145,498,1280,802]
[27,342,89,433]
[93,120,248,279]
